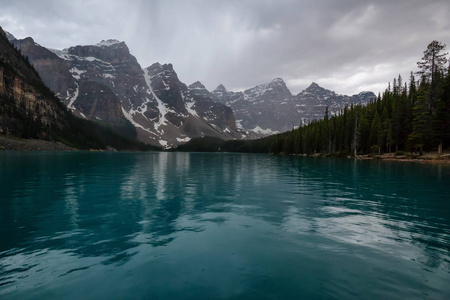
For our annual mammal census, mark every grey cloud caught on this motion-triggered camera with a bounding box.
[0,0,449,95]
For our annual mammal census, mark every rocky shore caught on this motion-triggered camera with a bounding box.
[0,135,76,151]
[352,152,450,164]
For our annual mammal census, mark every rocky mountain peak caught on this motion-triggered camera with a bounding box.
[21,37,35,44]
[303,82,334,96]
[188,81,206,90]
[65,39,134,66]
[213,84,227,93]
[270,77,286,86]
[95,39,122,47]
[147,62,162,73]
[146,62,178,82]
[267,78,290,93]
[306,82,322,90]
[243,77,291,101]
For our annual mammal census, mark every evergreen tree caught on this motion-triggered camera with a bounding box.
[407,83,432,153]
[416,41,448,113]
[417,41,448,84]
[433,65,450,154]
[368,111,382,154]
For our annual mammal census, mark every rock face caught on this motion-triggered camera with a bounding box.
[11,37,242,148]
[0,27,79,140]
[294,82,376,123]
[212,79,376,136]
[212,78,296,137]
[187,81,240,135]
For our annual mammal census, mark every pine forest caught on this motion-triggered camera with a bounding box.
[222,41,450,156]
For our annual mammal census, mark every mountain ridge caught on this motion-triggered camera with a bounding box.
[6,29,375,146]
[211,78,375,135]
[10,34,242,148]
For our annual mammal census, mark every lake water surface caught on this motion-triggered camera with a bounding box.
[1,152,449,299]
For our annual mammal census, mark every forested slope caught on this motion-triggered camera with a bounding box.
[222,41,450,156]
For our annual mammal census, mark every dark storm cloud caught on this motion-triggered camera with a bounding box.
[1,0,449,95]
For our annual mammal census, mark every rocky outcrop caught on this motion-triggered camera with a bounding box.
[212,78,298,136]
[187,81,240,134]
[0,27,70,138]
[74,81,129,127]
[10,37,76,98]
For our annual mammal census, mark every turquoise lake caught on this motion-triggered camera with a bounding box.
[0,152,449,299]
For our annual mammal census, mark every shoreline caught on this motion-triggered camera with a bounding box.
[351,153,450,164]
[2,134,450,165]
[302,151,450,164]
[362,152,450,164]
[0,135,76,151]
[369,156,450,164]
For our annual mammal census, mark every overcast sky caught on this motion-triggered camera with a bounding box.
[1,0,449,95]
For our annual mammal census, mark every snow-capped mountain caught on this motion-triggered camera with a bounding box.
[9,35,241,148]
[7,31,375,144]
[212,79,376,135]
[212,78,296,137]
[187,81,241,136]
[294,82,376,124]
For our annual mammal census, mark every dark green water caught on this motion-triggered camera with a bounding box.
[0,152,449,299]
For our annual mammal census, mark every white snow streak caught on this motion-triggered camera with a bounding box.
[143,68,169,130]
[250,126,279,135]
[67,82,79,110]
[70,67,85,80]
[177,137,191,143]
[95,39,121,47]
[121,107,153,134]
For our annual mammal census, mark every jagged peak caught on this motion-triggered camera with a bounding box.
[308,82,321,89]
[214,84,227,92]
[164,63,174,71]
[270,78,285,85]
[267,78,289,90]
[148,62,173,71]
[148,62,162,69]
[95,39,122,47]
[146,62,178,79]
[304,82,330,93]
[188,81,206,90]
[23,37,35,43]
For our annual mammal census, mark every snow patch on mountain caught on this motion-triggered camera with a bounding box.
[96,39,121,47]
[121,107,153,134]
[250,126,279,135]
[177,136,191,143]
[48,48,71,59]
[70,67,86,80]
[143,68,169,130]
[67,83,79,110]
